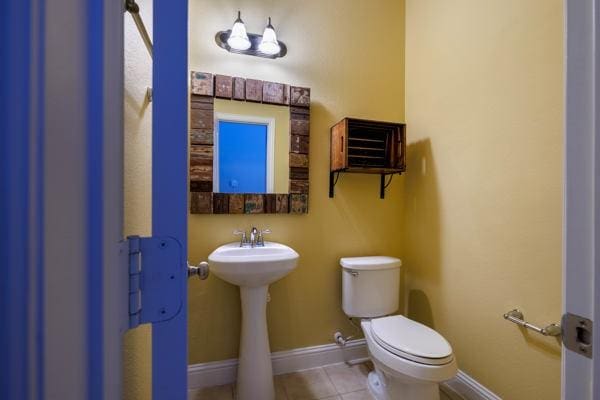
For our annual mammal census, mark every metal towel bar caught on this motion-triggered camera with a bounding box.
[503,309,561,337]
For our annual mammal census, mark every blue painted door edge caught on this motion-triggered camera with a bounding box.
[151,0,189,399]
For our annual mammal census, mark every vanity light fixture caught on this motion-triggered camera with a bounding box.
[215,12,287,59]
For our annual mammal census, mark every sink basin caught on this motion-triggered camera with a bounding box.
[208,242,299,287]
[207,241,299,400]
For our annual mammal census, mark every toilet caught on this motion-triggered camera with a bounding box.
[341,256,457,400]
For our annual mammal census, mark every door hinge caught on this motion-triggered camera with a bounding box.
[562,313,593,359]
[127,235,184,329]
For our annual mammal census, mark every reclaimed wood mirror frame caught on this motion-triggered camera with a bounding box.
[189,71,310,214]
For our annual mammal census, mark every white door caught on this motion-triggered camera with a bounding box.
[1,0,128,399]
[563,0,598,398]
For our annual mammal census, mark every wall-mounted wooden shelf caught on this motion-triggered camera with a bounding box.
[329,117,406,199]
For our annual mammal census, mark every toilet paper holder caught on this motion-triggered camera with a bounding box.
[503,309,562,337]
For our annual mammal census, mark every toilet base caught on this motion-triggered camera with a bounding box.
[367,366,440,400]
[367,371,388,400]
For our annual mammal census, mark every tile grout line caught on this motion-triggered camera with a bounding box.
[321,366,341,397]
[317,367,338,400]
[278,373,291,400]
[281,378,290,400]
[323,363,368,399]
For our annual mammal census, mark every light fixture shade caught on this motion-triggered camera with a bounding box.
[258,18,281,55]
[227,11,251,51]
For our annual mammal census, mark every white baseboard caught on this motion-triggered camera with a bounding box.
[188,339,368,390]
[442,370,501,400]
[188,340,501,400]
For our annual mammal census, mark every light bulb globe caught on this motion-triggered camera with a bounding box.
[227,14,251,50]
[258,21,280,55]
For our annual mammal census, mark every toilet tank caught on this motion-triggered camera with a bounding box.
[341,256,401,318]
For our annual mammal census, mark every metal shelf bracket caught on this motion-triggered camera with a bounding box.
[329,171,398,199]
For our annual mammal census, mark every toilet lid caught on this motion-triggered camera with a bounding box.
[340,256,401,271]
[371,315,454,365]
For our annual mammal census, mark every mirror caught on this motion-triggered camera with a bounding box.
[189,72,311,214]
[213,99,290,193]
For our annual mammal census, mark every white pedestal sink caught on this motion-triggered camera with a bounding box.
[208,242,299,400]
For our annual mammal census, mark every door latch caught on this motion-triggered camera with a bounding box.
[562,313,593,359]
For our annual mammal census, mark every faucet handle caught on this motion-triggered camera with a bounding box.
[257,228,271,246]
[233,229,248,247]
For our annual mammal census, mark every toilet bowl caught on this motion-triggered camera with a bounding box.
[340,256,457,400]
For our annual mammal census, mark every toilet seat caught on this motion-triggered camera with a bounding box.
[370,315,454,365]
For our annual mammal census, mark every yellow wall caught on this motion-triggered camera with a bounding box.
[404,1,563,399]
[188,0,406,363]
[213,99,290,193]
[124,1,564,398]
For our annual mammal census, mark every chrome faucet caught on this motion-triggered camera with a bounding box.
[233,227,271,247]
[250,227,259,246]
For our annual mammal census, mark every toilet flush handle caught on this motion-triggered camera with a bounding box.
[348,270,359,277]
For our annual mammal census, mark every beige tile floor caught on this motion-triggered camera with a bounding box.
[188,362,453,400]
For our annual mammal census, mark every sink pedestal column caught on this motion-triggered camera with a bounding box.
[237,285,274,400]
